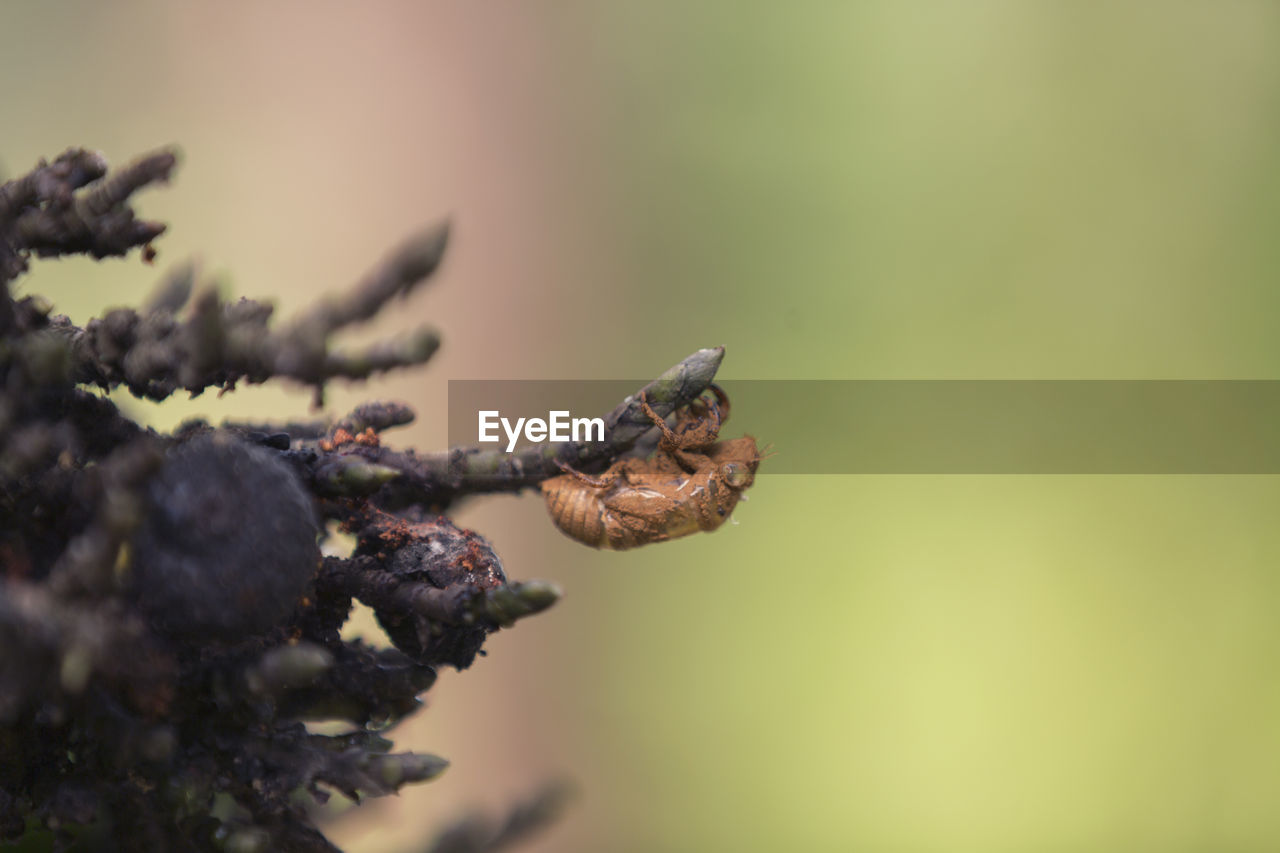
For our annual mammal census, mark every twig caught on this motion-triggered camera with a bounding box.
[0,148,109,221]
[45,223,448,402]
[10,149,174,262]
[216,401,416,444]
[327,346,725,508]
[0,147,168,286]
[420,782,574,853]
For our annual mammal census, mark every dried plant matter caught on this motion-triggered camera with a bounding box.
[0,148,725,852]
[542,385,761,549]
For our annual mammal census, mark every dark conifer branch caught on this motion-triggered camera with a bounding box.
[446,344,725,483]
[293,225,450,333]
[307,346,726,510]
[219,401,417,444]
[41,224,448,402]
[0,149,564,852]
[2,148,174,270]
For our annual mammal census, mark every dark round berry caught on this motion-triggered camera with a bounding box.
[129,432,319,640]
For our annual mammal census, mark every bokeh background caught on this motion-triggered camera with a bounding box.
[5,2,1280,850]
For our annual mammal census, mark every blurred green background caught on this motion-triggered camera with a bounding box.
[5,2,1280,850]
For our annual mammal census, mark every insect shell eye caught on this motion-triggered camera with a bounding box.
[721,461,750,488]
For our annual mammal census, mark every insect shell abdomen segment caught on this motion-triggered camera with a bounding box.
[542,476,610,548]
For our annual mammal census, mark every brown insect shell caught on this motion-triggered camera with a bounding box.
[541,434,760,550]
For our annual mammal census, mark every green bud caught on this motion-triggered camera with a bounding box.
[59,645,93,694]
[246,642,333,695]
[376,752,449,789]
[223,827,270,853]
[317,457,401,497]
[479,580,562,627]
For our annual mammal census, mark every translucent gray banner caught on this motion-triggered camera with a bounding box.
[447,381,1280,473]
